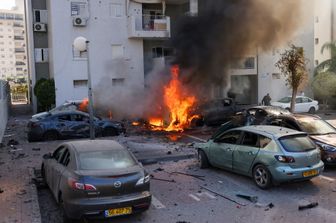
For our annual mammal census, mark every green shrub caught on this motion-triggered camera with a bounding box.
[34,78,55,111]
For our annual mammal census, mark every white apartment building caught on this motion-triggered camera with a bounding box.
[41,0,193,109]
[0,4,28,84]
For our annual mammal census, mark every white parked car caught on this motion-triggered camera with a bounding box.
[271,96,319,113]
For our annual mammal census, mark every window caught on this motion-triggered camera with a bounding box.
[73,79,88,88]
[295,97,302,103]
[112,78,125,86]
[272,73,280,79]
[152,47,174,58]
[216,130,241,144]
[230,57,255,69]
[71,114,86,121]
[71,2,88,16]
[110,3,122,17]
[53,146,66,161]
[35,48,49,63]
[241,132,259,147]
[259,136,272,148]
[315,38,319,45]
[57,114,71,121]
[59,149,70,166]
[279,135,315,152]
[111,44,124,59]
[79,150,136,170]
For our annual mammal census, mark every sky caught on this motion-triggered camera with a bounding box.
[0,0,16,10]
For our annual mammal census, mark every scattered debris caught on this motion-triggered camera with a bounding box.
[0,188,3,193]
[151,177,176,183]
[169,171,205,181]
[7,139,19,146]
[236,193,258,203]
[32,148,41,151]
[0,162,5,165]
[187,143,194,147]
[0,143,4,148]
[200,186,246,206]
[154,167,165,172]
[298,202,318,211]
[24,200,32,203]
[332,188,336,192]
[218,180,223,184]
[167,151,172,155]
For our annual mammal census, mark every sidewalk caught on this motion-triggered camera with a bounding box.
[0,116,42,223]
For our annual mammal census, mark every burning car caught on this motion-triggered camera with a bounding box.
[32,99,89,120]
[41,140,151,221]
[193,98,253,126]
[27,111,125,142]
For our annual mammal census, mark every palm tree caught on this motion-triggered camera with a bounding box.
[315,41,336,74]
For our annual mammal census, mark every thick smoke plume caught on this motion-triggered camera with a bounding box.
[95,0,304,119]
[172,0,304,90]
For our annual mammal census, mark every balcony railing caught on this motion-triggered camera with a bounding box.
[128,15,170,39]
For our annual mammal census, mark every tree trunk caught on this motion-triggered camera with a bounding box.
[290,88,297,112]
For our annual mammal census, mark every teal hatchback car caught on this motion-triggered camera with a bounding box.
[196,125,324,189]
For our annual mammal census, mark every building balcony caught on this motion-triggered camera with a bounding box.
[128,15,171,39]
[15,48,25,53]
[14,36,24,40]
[229,57,257,75]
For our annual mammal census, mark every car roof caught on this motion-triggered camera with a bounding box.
[233,125,305,138]
[68,140,125,153]
[248,106,290,114]
[51,110,89,116]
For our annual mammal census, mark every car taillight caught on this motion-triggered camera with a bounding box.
[68,178,97,191]
[274,155,295,163]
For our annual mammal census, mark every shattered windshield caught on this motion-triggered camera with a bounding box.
[297,118,336,135]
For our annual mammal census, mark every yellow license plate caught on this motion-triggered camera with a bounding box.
[303,169,318,177]
[104,207,132,217]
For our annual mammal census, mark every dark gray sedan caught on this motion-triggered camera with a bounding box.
[41,140,151,222]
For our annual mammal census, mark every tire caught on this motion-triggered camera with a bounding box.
[253,164,272,189]
[198,150,209,169]
[308,107,316,114]
[103,127,118,136]
[43,131,59,141]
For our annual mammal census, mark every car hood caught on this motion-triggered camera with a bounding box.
[310,134,336,146]
[32,111,50,119]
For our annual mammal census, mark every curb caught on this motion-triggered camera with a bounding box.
[28,168,42,223]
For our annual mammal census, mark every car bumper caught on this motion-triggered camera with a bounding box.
[269,161,324,183]
[64,191,151,220]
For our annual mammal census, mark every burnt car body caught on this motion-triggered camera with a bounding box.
[213,106,336,165]
[32,100,88,120]
[41,140,151,221]
[194,98,253,126]
[27,111,125,142]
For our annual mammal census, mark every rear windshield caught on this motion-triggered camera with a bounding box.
[79,150,137,170]
[279,135,316,152]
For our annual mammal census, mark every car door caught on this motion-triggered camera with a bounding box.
[233,131,261,174]
[69,114,90,137]
[301,97,311,112]
[210,130,242,169]
[55,114,74,137]
[51,148,70,199]
[294,97,304,112]
[45,146,66,187]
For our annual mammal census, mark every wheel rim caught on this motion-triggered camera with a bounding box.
[254,167,268,186]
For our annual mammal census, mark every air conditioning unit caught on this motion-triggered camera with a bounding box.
[73,17,87,26]
[33,23,47,32]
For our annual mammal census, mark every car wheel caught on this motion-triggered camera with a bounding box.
[308,107,316,114]
[198,150,209,169]
[103,127,118,136]
[59,197,72,223]
[43,131,58,141]
[253,164,272,189]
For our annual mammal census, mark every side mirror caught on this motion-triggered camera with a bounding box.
[43,153,52,159]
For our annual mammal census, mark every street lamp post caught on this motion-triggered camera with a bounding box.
[73,36,95,140]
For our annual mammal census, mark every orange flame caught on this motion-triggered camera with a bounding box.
[108,111,113,120]
[149,65,198,132]
[132,121,140,126]
[79,98,89,112]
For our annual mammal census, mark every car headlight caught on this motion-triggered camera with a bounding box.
[316,142,336,152]
[136,174,150,185]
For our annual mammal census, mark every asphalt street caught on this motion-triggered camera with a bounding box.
[2,113,336,223]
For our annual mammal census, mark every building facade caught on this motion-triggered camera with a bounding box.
[0,1,28,102]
